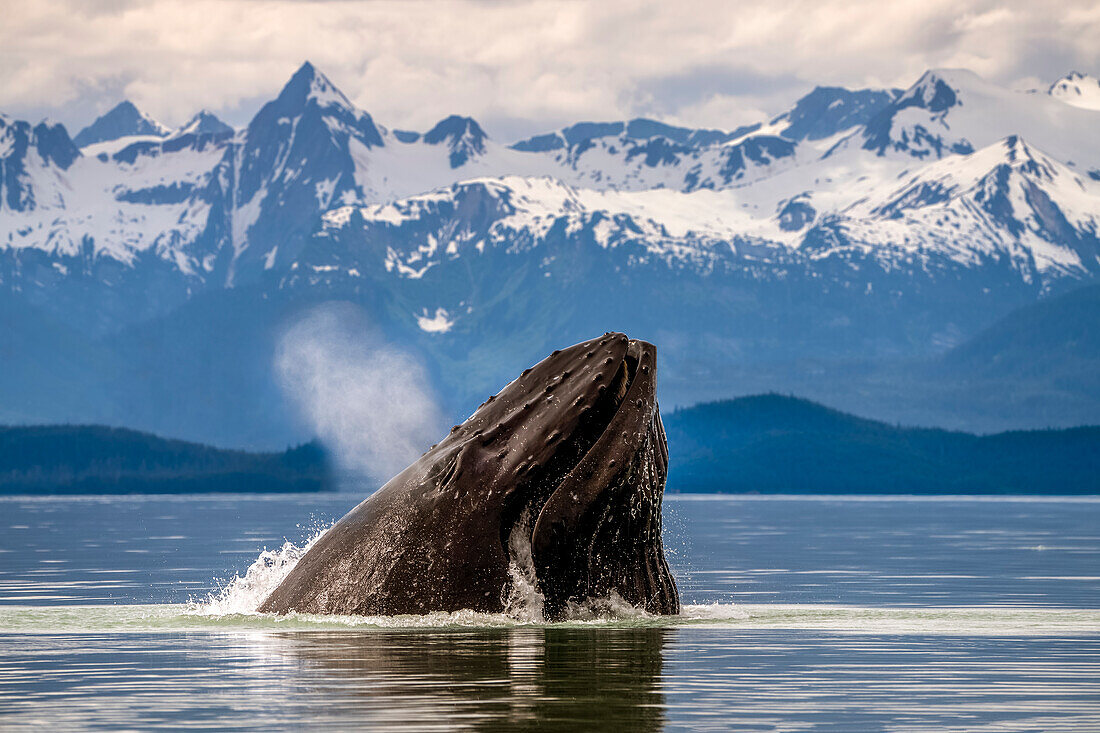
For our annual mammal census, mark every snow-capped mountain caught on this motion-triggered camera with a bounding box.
[0,115,80,211]
[1049,72,1100,111]
[1,62,1099,444]
[858,69,1100,173]
[72,100,170,149]
[510,117,796,192]
[825,136,1100,281]
[2,62,1096,314]
[172,111,234,138]
[298,133,1100,340]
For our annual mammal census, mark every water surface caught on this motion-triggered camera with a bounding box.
[1,494,1098,730]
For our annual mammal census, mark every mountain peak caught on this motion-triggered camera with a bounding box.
[772,85,901,141]
[174,110,234,138]
[72,100,170,148]
[423,115,487,167]
[1048,71,1100,111]
[249,60,383,147]
[898,69,971,114]
[276,61,354,112]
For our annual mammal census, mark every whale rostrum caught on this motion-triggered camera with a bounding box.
[260,333,679,619]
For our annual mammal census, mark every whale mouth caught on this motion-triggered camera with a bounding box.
[500,339,676,620]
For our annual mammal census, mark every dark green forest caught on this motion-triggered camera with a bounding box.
[5,392,1098,495]
[0,425,331,494]
[663,394,1100,494]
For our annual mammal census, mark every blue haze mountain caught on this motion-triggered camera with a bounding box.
[72,100,170,147]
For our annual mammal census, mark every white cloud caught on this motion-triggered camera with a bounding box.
[1,0,1097,139]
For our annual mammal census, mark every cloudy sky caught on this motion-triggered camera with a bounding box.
[2,0,1097,141]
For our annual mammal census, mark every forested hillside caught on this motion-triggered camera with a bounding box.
[0,425,331,494]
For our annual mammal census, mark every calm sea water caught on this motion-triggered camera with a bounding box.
[1,493,1098,731]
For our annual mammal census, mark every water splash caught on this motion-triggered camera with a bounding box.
[562,591,655,621]
[504,508,546,622]
[194,527,332,615]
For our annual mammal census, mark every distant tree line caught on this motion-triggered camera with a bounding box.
[0,425,332,494]
[663,394,1100,494]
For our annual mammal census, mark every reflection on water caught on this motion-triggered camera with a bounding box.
[2,627,1099,731]
[281,628,667,731]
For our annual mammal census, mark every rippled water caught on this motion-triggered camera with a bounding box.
[1,494,1099,730]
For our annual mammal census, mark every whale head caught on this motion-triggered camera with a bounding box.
[260,332,679,619]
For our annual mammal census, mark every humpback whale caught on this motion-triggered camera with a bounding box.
[260,333,679,619]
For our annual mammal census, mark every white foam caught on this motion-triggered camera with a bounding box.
[195,527,331,615]
[503,508,547,622]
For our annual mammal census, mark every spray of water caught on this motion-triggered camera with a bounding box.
[504,508,547,622]
[275,303,444,482]
[196,526,332,615]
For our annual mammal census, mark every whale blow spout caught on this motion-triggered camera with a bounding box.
[259,333,679,619]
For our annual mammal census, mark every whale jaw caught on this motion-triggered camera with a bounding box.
[511,337,678,619]
[531,407,678,619]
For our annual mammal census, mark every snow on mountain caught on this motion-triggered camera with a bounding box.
[421,115,487,167]
[860,69,1100,172]
[295,134,1099,343]
[195,62,561,281]
[512,119,750,153]
[0,115,79,213]
[1049,71,1100,111]
[768,86,900,141]
[313,175,768,281]
[828,136,1100,280]
[1,62,1098,328]
[197,60,389,280]
[79,134,177,158]
[507,117,794,192]
[504,85,905,195]
[172,110,234,138]
[0,120,226,271]
[73,101,170,148]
